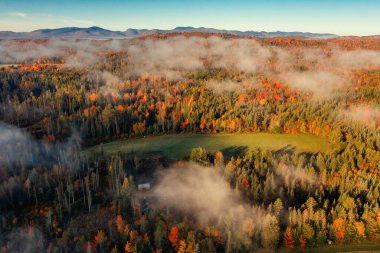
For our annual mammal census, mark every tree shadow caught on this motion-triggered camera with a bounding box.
[298,151,316,159]
[274,144,296,155]
[221,145,249,157]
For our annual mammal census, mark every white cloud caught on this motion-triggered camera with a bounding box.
[61,17,94,25]
[9,12,27,17]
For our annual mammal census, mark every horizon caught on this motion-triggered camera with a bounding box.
[1,0,380,36]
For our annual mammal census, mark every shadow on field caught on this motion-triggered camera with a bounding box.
[221,145,248,157]
[129,150,164,158]
[274,145,296,155]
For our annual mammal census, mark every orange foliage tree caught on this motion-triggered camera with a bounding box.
[94,230,106,244]
[124,241,136,253]
[115,215,125,233]
[89,92,98,102]
[333,218,346,241]
[299,235,307,248]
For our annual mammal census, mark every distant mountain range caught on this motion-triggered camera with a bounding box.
[0,26,338,39]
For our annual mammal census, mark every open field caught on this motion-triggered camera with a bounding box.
[85,133,329,159]
[277,240,380,253]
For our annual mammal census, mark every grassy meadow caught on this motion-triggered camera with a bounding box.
[86,133,330,159]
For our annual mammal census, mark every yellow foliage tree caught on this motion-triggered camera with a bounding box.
[354,221,366,238]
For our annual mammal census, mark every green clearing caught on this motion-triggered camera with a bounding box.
[85,133,329,159]
[276,240,380,253]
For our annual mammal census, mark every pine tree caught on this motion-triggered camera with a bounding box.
[260,214,280,250]
[273,198,284,220]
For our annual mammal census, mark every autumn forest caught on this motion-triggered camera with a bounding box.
[0,32,379,253]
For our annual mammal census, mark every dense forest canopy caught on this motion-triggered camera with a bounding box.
[0,34,379,252]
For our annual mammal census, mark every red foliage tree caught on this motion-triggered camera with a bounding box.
[168,226,179,249]
[284,227,295,248]
[241,177,249,191]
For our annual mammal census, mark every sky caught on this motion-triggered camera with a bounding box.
[0,0,379,36]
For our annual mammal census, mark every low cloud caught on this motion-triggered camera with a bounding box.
[127,36,206,79]
[152,162,268,248]
[207,37,272,73]
[280,71,349,99]
[0,121,82,205]
[126,36,272,80]
[1,36,380,100]
[275,163,318,188]
[0,39,124,67]
[0,121,81,171]
[153,163,240,226]
[206,80,244,95]
[0,226,45,253]
[341,104,380,129]
[86,71,124,98]
[333,50,380,69]
[0,122,36,168]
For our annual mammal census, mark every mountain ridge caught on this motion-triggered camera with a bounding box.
[0,26,338,39]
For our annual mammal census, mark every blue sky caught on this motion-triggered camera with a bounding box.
[0,0,379,35]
